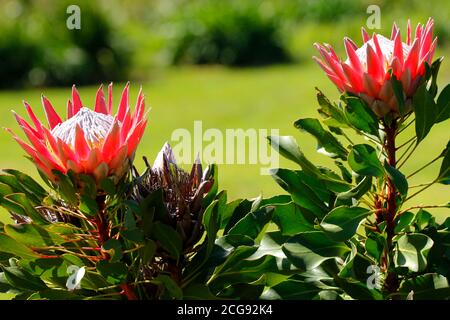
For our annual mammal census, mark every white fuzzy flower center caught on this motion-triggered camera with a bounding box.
[352,35,412,67]
[51,107,114,148]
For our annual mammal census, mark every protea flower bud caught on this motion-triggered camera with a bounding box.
[314,19,437,118]
[132,143,214,251]
[7,83,148,188]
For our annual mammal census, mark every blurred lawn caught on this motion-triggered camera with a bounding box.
[0,61,449,226]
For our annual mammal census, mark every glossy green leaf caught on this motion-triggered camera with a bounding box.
[228,206,274,240]
[28,290,83,300]
[151,222,182,260]
[102,239,123,262]
[267,135,321,177]
[316,88,348,127]
[4,223,65,247]
[1,266,47,291]
[394,233,434,272]
[399,273,450,300]
[365,232,386,261]
[413,83,438,143]
[320,206,371,242]
[272,202,315,236]
[246,231,289,261]
[261,279,323,299]
[435,84,450,123]
[271,168,328,217]
[384,161,408,199]
[152,274,183,299]
[294,118,348,160]
[182,284,217,300]
[438,142,450,184]
[348,144,384,177]
[2,193,48,224]
[0,233,39,259]
[394,212,415,233]
[96,261,127,285]
[335,176,372,206]
[342,95,379,137]
[79,195,99,217]
[2,169,47,201]
[282,231,351,271]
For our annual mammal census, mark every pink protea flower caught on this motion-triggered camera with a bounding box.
[313,19,437,117]
[7,83,148,185]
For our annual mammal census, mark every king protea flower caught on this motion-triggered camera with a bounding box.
[314,19,437,117]
[132,143,214,251]
[7,83,148,185]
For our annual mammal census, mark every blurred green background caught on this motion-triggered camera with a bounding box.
[0,0,449,252]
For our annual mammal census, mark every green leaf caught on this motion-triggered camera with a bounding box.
[52,171,78,205]
[414,209,435,230]
[365,232,386,261]
[320,206,371,242]
[100,177,116,196]
[335,161,353,183]
[384,161,408,199]
[335,176,372,206]
[282,231,351,271]
[348,144,384,177]
[4,223,65,247]
[342,95,379,137]
[209,255,278,293]
[203,198,221,255]
[79,195,99,217]
[2,193,48,224]
[202,164,218,208]
[271,169,328,217]
[151,274,183,299]
[399,273,450,300]
[0,233,39,259]
[96,261,127,285]
[102,239,123,262]
[394,212,415,233]
[427,57,444,98]
[438,143,450,184]
[267,136,321,177]
[122,229,144,244]
[151,222,182,260]
[182,284,218,300]
[2,169,47,201]
[1,266,47,291]
[139,239,156,264]
[28,289,83,300]
[316,88,348,127]
[413,83,438,143]
[394,233,434,272]
[246,231,290,261]
[228,206,274,240]
[435,84,450,123]
[294,118,348,160]
[335,277,383,300]
[261,279,323,299]
[272,202,315,236]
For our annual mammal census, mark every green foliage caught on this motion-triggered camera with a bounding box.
[166,0,291,66]
[0,0,130,88]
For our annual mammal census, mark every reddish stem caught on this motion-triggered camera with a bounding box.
[93,195,138,300]
[381,120,400,294]
[120,283,138,300]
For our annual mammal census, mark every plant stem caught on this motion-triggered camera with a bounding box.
[93,194,137,300]
[381,120,399,294]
